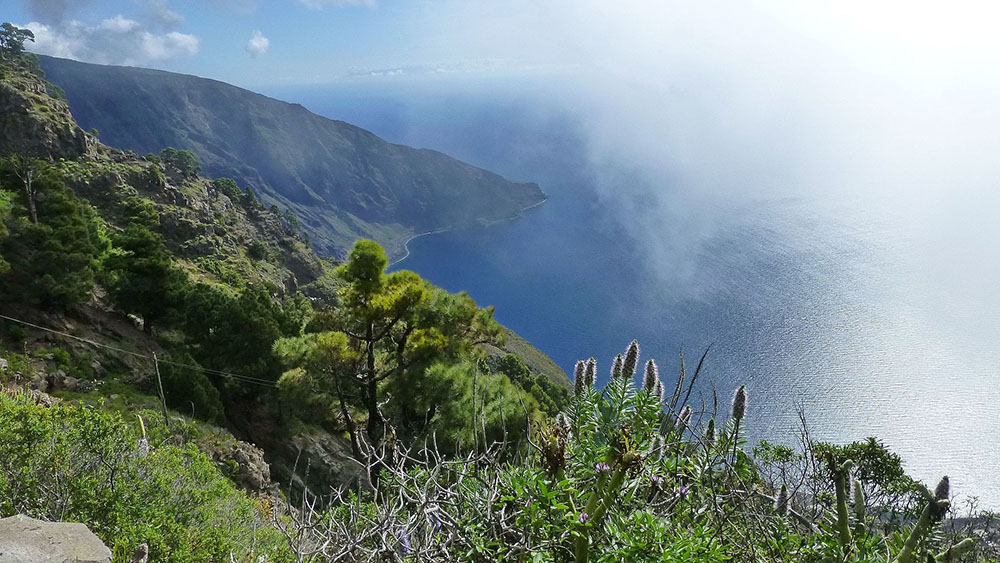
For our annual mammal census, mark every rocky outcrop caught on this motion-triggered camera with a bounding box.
[0,69,93,159]
[283,430,369,494]
[209,439,274,494]
[0,515,111,563]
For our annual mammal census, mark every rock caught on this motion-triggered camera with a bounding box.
[0,76,92,160]
[285,431,369,493]
[0,515,111,563]
[0,358,8,373]
[30,373,50,393]
[212,440,273,493]
[129,543,148,563]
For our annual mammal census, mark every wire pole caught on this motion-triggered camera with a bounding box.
[152,353,170,429]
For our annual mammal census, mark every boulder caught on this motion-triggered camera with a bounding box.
[0,515,111,563]
[207,439,273,493]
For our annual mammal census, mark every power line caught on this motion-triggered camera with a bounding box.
[0,312,277,387]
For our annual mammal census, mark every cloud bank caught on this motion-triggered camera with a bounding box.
[425,0,1000,291]
[24,17,198,66]
[17,0,198,66]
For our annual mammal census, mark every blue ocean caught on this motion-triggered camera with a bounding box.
[264,76,1000,506]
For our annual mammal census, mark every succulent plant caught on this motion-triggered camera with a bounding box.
[831,458,855,552]
[894,476,952,563]
[934,538,976,562]
[853,478,866,523]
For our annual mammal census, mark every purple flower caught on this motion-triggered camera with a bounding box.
[574,360,586,396]
[732,385,748,422]
[653,380,665,403]
[642,359,659,391]
[578,512,589,524]
[674,485,691,497]
[397,529,412,554]
[650,474,664,488]
[594,462,611,475]
[585,358,597,386]
[622,340,640,378]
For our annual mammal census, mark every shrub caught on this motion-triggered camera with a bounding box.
[274,342,993,562]
[0,389,291,561]
[212,177,242,201]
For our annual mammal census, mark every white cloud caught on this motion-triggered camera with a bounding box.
[299,0,374,8]
[98,15,141,33]
[23,16,199,66]
[147,0,185,28]
[245,30,269,57]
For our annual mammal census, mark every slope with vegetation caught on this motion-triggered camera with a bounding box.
[0,25,568,560]
[0,25,996,562]
[37,54,547,258]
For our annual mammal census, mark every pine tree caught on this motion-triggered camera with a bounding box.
[104,220,187,334]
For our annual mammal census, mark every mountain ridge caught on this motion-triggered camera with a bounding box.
[37,55,547,258]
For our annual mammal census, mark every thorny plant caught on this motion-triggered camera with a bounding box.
[273,342,998,562]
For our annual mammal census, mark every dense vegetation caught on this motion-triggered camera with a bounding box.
[0,388,293,561]
[0,28,569,558]
[0,25,996,562]
[270,343,998,562]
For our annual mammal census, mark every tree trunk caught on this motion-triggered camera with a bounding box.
[14,161,38,224]
[364,322,385,444]
[335,375,364,462]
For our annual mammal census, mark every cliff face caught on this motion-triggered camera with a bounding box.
[38,55,547,258]
[0,66,94,160]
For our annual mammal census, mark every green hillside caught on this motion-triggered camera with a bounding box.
[37,55,546,258]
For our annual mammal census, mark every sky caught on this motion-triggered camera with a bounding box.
[4,0,584,88]
[8,1,1000,90]
[9,0,1000,298]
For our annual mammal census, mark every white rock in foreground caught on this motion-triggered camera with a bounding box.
[0,515,111,563]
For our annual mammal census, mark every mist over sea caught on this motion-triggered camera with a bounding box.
[264,76,1000,506]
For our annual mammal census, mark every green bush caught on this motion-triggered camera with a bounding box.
[159,147,200,177]
[211,177,242,201]
[0,389,291,561]
[157,351,225,423]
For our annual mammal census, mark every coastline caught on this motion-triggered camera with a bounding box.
[389,197,549,267]
[389,227,452,267]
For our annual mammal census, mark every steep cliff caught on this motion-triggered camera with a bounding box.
[38,55,547,258]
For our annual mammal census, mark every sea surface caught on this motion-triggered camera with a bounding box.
[264,77,1000,506]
